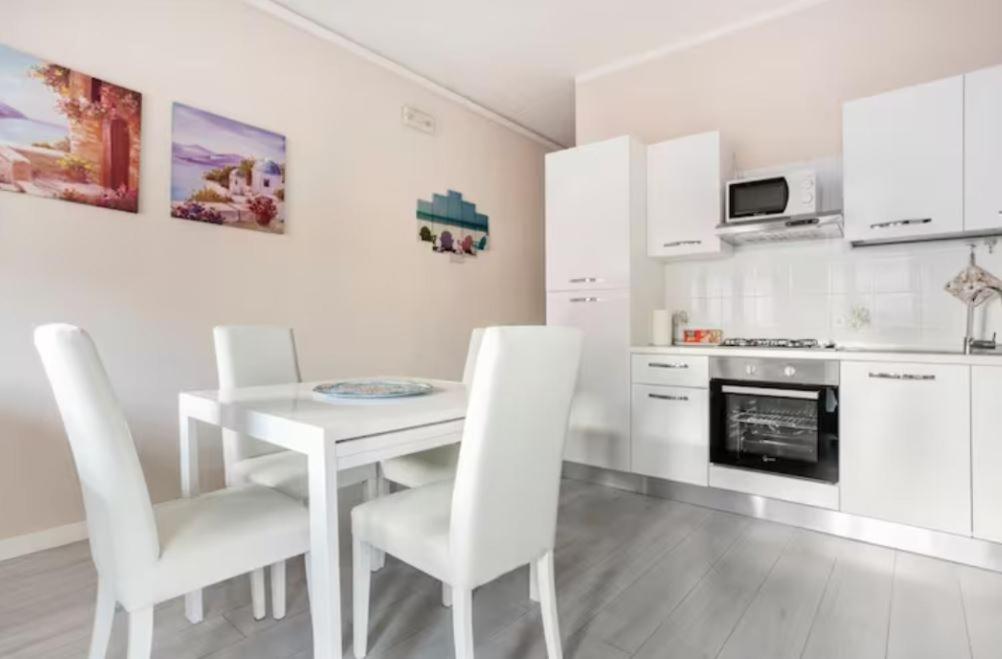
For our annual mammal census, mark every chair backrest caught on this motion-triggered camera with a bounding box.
[449,326,582,587]
[213,325,301,468]
[33,324,159,589]
[461,328,486,386]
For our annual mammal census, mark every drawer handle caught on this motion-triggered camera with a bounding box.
[649,393,689,402]
[569,297,601,303]
[869,218,932,230]
[569,277,601,283]
[649,362,689,369]
[868,372,936,381]
[664,240,702,248]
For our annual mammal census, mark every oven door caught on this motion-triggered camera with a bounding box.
[709,380,839,483]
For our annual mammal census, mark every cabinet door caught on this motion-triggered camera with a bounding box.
[840,361,971,535]
[631,384,708,485]
[647,132,729,259]
[965,65,1002,232]
[973,366,1002,542]
[547,289,630,471]
[843,76,964,242]
[545,137,633,292]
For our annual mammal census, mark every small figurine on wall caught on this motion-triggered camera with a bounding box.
[416,190,489,257]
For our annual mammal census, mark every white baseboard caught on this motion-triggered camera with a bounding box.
[0,521,88,562]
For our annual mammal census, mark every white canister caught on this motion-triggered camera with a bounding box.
[651,309,671,346]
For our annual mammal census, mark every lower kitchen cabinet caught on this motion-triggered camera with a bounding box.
[840,361,971,535]
[973,366,1002,543]
[631,384,708,485]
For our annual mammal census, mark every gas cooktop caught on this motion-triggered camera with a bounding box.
[719,338,835,349]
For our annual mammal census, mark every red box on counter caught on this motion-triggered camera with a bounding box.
[682,329,723,345]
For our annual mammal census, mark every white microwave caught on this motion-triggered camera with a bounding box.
[725,169,817,223]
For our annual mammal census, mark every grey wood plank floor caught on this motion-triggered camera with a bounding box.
[4,478,1002,658]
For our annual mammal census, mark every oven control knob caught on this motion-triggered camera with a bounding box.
[784,365,797,377]
[745,364,757,376]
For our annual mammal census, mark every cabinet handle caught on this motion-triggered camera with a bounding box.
[869,218,932,230]
[569,277,601,283]
[569,297,601,303]
[649,362,689,369]
[649,393,689,402]
[868,371,936,381]
[664,240,703,248]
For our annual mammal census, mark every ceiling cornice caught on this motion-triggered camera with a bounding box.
[575,0,833,84]
[243,0,567,150]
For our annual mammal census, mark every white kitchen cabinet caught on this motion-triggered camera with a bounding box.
[965,64,1002,232]
[646,131,731,259]
[547,289,631,471]
[631,384,708,485]
[973,366,1002,543]
[843,75,964,243]
[545,136,640,292]
[840,361,971,535]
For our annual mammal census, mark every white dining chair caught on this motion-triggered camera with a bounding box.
[351,326,582,659]
[213,324,377,620]
[377,328,483,489]
[34,324,312,659]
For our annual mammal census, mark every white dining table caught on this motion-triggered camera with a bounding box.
[177,378,467,659]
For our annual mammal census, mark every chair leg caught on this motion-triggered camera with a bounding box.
[452,587,475,659]
[88,578,116,659]
[304,553,312,603]
[126,606,153,659]
[442,583,452,608]
[537,551,562,659]
[270,561,287,620]
[368,474,386,572]
[250,568,266,620]
[529,561,539,602]
[352,537,372,658]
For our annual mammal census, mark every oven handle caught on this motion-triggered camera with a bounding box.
[720,384,820,400]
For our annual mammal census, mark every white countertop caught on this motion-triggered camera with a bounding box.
[631,344,1002,366]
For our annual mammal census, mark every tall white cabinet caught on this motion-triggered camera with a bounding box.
[545,136,663,472]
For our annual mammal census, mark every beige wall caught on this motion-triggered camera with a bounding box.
[576,0,1002,169]
[0,0,547,542]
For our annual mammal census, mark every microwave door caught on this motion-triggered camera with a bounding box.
[729,177,790,219]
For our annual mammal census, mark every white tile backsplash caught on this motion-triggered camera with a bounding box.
[664,238,1002,349]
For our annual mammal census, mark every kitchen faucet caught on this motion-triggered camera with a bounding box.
[965,286,1002,354]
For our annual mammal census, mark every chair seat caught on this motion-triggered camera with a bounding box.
[149,485,310,606]
[380,442,460,488]
[231,450,374,500]
[351,480,454,583]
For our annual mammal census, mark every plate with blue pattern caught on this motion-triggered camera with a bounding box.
[313,378,434,399]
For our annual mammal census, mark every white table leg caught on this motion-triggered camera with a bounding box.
[308,440,342,659]
[179,412,204,624]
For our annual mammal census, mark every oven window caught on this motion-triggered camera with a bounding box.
[724,391,818,463]
[729,178,789,218]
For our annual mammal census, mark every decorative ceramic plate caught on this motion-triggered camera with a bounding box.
[313,378,434,399]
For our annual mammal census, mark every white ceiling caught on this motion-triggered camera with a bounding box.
[273,0,819,146]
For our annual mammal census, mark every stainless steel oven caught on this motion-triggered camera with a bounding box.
[709,357,839,483]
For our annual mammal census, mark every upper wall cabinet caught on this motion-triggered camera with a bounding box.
[545,136,643,292]
[646,131,731,259]
[843,76,964,243]
[965,64,1002,232]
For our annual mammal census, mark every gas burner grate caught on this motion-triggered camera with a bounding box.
[720,338,825,349]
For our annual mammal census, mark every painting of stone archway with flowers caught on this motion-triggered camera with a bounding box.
[0,43,141,212]
[171,103,286,234]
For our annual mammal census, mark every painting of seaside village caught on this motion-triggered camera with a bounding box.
[171,103,286,234]
[417,190,489,256]
[0,43,141,212]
